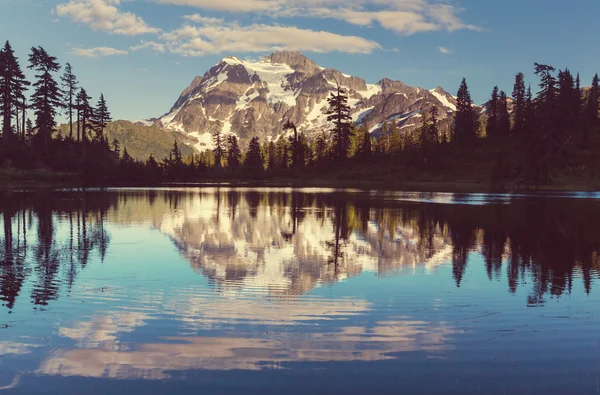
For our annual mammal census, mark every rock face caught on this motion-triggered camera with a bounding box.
[156,51,459,151]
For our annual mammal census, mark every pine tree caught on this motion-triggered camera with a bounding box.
[586,74,599,130]
[356,125,372,159]
[0,41,29,145]
[325,85,352,159]
[121,147,132,165]
[171,140,182,165]
[284,119,302,168]
[453,78,478,144]
[266,141,277,171]
[497,91,510,138]
[275,136,289,169]
[419,109,430,149]
[557,69,579,133]
[512,72,526,134]
[226,134,241,169]
[245,136,263,171]
[92,93,111,143]
[25,118,33,142]
[77,88,94,150]
[486,86,499,139]
[428,106,439,145]
[112,138,120,157]
[212,129,224,168]
[314,131,329,162]
[61,62,78,140]
[28,46,62,152]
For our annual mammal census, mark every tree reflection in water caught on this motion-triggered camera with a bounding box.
[1,188,599,312]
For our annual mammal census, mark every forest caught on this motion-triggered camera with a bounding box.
[1,40,600,188]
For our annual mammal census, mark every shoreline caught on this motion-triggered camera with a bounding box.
[1,169,599,193]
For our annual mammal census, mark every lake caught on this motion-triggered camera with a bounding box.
[0,187,599,394]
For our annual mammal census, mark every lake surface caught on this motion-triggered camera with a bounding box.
[0,187,599,394]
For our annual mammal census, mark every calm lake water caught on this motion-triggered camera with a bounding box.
[0,187,599,394]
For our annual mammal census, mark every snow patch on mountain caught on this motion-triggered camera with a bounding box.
[430,89,456,111]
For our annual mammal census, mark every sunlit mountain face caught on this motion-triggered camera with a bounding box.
[1,188,599,394]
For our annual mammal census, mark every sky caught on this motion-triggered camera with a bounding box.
[0,0,598,122]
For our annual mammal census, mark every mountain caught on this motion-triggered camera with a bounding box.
[154,51,459,150]
[57,120,194,161]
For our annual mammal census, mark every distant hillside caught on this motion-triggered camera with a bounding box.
[56,120,194,161]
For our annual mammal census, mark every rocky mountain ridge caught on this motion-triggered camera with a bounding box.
[150,51,460,151]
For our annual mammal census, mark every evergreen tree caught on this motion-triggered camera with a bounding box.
[356,125,372,159]
[486,86,499,139]
[428,106,439,145]
[275,137,289,169]
[453,78,478,144]
[25,118,33,142]
[171,140,182,165]
[28,46,62,152]
[266,140,277,171]
[245,136,263,171]
[512,72,526,134]
[314,131,329,162]
[557,69,579,132]
[284,119,303,168]
[60,62,78,140]
[586,73,599,130]
[112,138,120,157]
[226,134,241,169]
[92,93,111,143]
[497,90,510,138]
[76,88,94,150]
[419,109,431,149]
[121,147,132,165]
[0,41,29,145]
[325,85,352,159]
[212,129,225,168]
[389,121,401,152]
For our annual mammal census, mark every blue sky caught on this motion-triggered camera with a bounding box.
[1,0,597,121]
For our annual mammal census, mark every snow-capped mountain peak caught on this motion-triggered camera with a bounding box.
[156,51,459,151]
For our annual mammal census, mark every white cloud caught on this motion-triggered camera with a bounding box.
[153,0,480,35]
[70,46,129,57]
[162,23,381,56]
[154,0,276,12]
[439,46,451,54]
[56,0,160,36]
[182,13,225,25]
[131,40,167,53]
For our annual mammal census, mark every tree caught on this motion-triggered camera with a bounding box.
[245,136,263,171]
[326,84,352,159]
[28,46,62,152]
[275,137,289,169]
[497,90,510,138]
[0,41,29,145]
[266,141,277,171]
[314,131,329,162]
[25,118,33,142]
[212,129,225,168]
[453,78,478,144]
[284,119,303,168]
[486,86,499,139]
[76,88,94,152]
[92,93,111,143]
[61,62,78,140]
[112,138,120,157]
[586,74,599,130]
[512,72,526,134]
[428,106,439,145]
[226,134,241,169]
[356,125,372,159]
[171,140,182,165]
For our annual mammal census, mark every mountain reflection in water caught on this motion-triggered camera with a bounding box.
[0,188,599,394]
